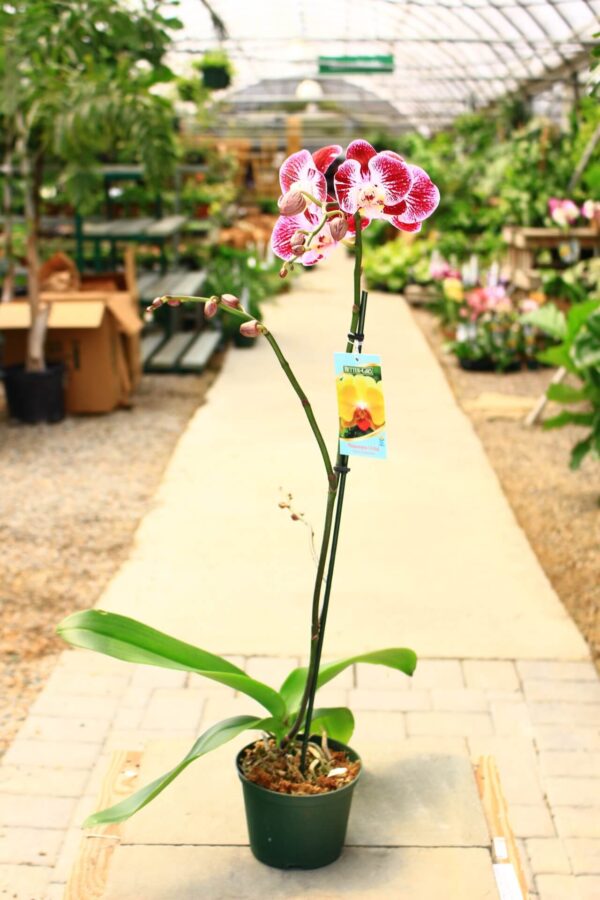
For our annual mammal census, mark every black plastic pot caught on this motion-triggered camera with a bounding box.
[3,364,65,424]
[202,66,231,90]
[236,736,361,869]
[458,356,520,373]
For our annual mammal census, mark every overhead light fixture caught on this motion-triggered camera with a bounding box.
[295,79,323,102]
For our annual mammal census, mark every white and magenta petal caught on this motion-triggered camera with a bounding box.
[334,159,363,214]
[312,144,342,174]
[345,140,377,175]
[391,165,440,225]
[368,153,412,207]
[279,150,313,193]
[271,214,307,262]
[387,217,422,233]
[279,150,327,207]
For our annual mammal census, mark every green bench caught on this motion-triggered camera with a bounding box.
[139,269,222,373]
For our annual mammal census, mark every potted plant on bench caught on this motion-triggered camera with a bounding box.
[58,139,439,868]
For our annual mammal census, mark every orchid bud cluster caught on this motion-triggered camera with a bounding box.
[145,292,262,339]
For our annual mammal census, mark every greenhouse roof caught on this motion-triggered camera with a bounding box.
[174,0,599,130]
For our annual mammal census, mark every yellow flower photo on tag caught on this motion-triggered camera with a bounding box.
[334,353,387,460]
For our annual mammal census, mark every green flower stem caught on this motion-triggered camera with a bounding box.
[283,212,365,760]
[158,296,335,487]
[261,330,336,488]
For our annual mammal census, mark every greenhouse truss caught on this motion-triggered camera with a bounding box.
[175,0,599,132]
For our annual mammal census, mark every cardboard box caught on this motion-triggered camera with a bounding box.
[0,293,142,413]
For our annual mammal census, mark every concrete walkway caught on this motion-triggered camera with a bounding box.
[0,253,599,899]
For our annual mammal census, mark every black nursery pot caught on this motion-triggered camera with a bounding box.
[458,356,520,373]
[236,736,361,870]
[3,364,65,424]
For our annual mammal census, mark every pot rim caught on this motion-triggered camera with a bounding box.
[236,734,362,800]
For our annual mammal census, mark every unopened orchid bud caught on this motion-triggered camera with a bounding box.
[278,189,307,217]
[221,293,240,309]
[239,319,262,338]
[147,296,164,313]
[167,297,182,307]
[290,231,306,256]
[279,266,288,279]
[204,298,219,319]
[329,216,348,242]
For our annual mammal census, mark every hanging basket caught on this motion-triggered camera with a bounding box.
[202,66,231,90]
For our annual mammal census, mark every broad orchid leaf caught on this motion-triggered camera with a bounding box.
[57,611,286,718]
[309,707,355,745]
[83,715,272,827]
[280,648,417,713]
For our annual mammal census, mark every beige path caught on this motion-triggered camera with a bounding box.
[0,253,598,899]
[100,253,586,659]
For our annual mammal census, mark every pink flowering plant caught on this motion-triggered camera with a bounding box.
[57,141,438,826]
[448,277,551,371]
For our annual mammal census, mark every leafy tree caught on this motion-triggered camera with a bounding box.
[0,0,182,369]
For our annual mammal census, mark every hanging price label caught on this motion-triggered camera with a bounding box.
[334,352,387,460]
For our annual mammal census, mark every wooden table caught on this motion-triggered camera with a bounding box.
[503,225,600,276]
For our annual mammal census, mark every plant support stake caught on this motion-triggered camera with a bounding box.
[300,286,370,772]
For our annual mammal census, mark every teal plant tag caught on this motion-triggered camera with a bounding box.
[334,352,387,460]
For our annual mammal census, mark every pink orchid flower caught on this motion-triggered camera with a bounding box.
[278,145,342,217]
[582,200,600,224]
[334,140,439,232]
[548,198,579,228]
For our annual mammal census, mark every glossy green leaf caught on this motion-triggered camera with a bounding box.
[280,647,417,713]
[521,303,565,339]
[571,334,600,369]
[543,411,593,430]
[566,299,600,341]
[546,383,590,404]
[309,707,355,744]
[570,436,593,470]
[537,345,572,371]
[84,715,271,827]
[57,611,286,718]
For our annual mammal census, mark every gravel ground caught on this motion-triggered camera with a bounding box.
[0,365,221,757]
[413,307,599,670]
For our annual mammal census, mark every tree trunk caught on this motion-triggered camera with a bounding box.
[24,183,46,372]
[1,142,15,303]
[19,128,46,372]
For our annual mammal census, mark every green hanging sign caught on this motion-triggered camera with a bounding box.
[318,55,394,75]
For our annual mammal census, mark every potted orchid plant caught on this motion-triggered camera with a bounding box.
[57,139,439,870]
